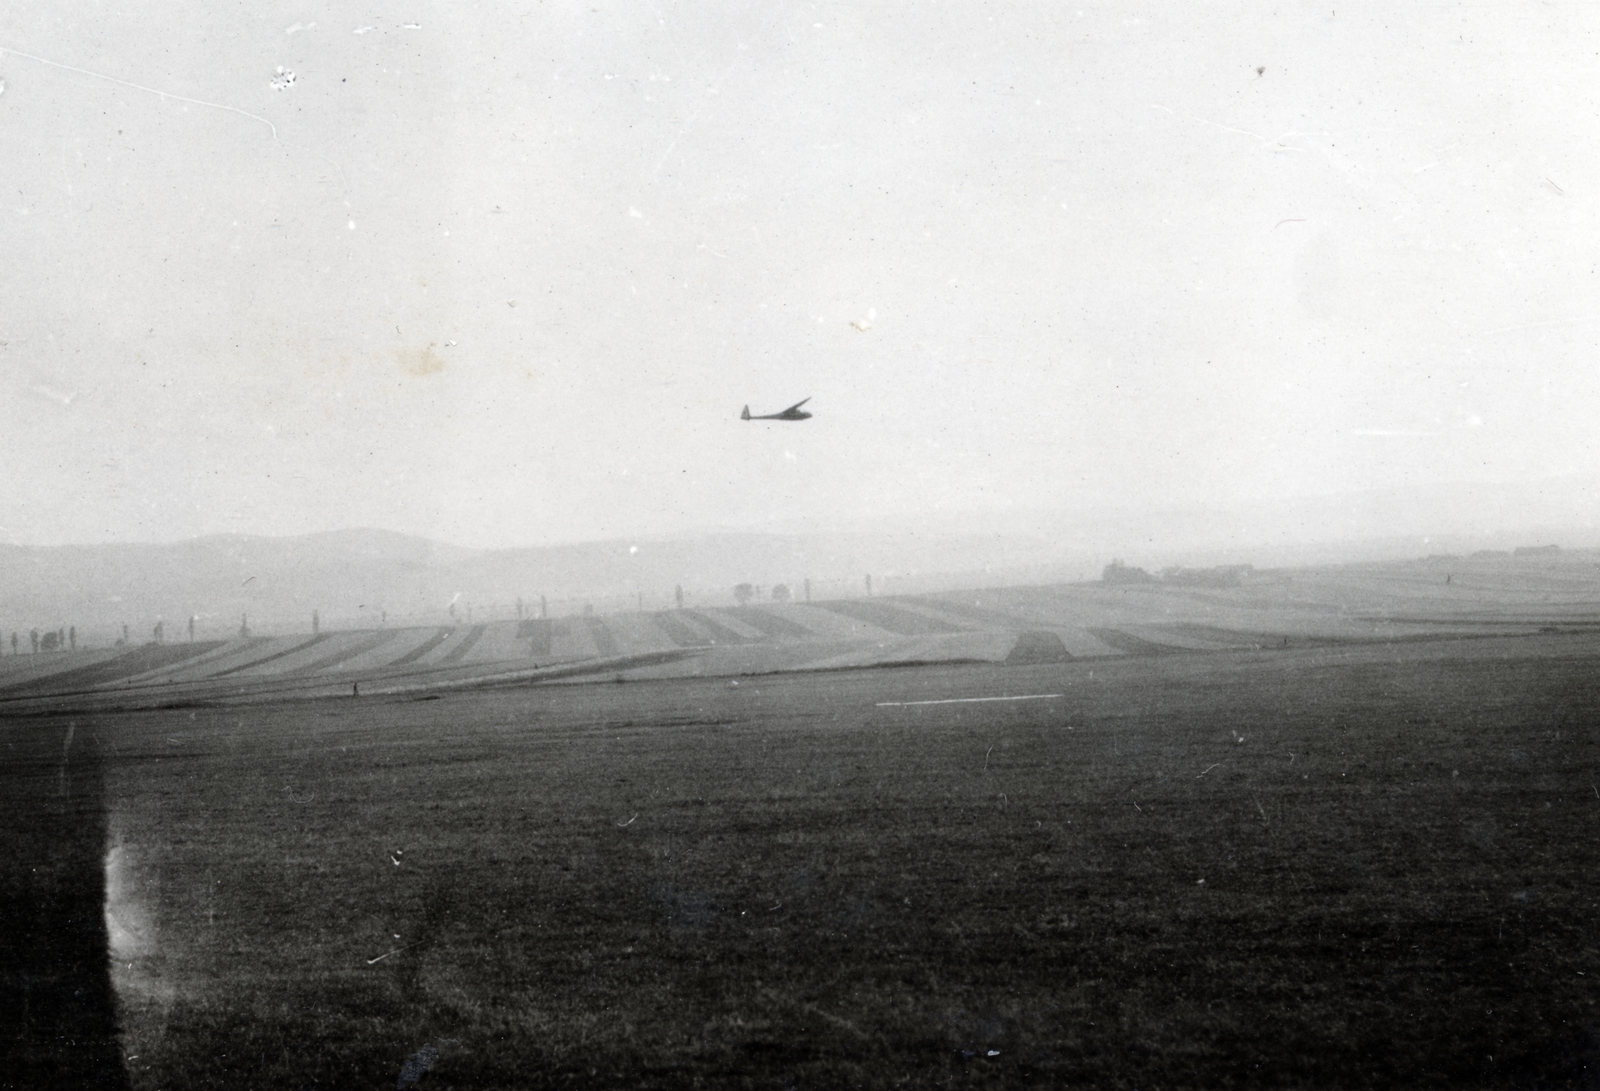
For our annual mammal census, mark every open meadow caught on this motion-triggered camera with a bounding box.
[4,628,1599,1088]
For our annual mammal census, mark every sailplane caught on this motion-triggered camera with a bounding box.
[740,398,812,421]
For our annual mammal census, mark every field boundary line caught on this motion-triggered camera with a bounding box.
[876,694,1063,707]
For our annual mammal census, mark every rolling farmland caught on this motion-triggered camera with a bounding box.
[3,556,1599,1088]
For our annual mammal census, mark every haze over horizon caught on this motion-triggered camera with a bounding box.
[4,3,1596,550]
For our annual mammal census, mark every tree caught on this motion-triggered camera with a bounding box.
[41,630,60,651]
[30,629,39,654]
[675,584,684,609]
[771,583,792,603]
[733,583,754,605]
[69,626,76,650]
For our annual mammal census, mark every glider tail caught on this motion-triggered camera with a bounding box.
[740,405,751,420]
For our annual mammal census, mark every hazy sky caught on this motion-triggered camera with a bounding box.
[3,2,1596,547]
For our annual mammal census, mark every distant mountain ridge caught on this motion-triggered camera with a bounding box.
[6,473,1600,646]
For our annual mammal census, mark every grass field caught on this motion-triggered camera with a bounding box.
[4,629,1598,1089]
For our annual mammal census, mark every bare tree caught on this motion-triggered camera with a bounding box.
[734,583,754,605]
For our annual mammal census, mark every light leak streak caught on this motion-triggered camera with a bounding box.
[876,694,1063,707]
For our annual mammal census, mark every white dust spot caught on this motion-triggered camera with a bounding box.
[270,66,296,91]
[628,206,643,218]
[629,545,638,554]
[285,22,316,34]
[347,220,356,230]
[403,23,422,29]
[354,26,375,35]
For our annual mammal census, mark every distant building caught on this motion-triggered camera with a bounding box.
[1102,559,1157,584]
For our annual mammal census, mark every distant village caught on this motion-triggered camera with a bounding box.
[1103,543,1568,588]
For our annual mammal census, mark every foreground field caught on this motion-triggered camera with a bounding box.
[4,630,1598,1089]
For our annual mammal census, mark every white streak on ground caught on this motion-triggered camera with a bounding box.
[876,694,1062,707]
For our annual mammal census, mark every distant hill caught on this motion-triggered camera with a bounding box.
[0,528,1096,645]
[8,472,1600,647]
